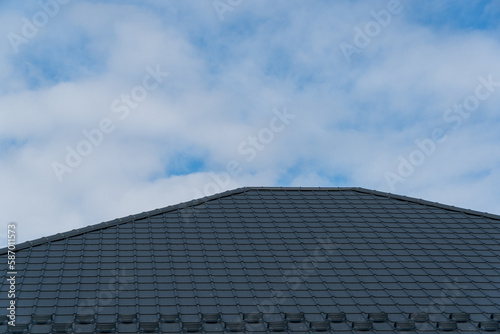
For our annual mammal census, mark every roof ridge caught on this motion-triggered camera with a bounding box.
[350,187,500,220]
[240,186,500,220]
[0,187,251,254]
[2,186,498,254]
[236,186,500,219]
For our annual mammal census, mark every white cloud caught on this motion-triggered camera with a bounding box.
[1,0,500,246]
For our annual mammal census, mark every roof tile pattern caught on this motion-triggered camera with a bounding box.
[0,187,499,333]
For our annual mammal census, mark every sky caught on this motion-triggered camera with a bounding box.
[1,0,500,247]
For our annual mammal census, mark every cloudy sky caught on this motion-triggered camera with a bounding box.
[1,0,500,246]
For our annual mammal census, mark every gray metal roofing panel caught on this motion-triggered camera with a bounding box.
[0,187,499,333]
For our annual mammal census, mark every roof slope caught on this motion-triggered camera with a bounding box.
[1,187,499,333]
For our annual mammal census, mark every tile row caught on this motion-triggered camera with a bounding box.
[3,312,500,333]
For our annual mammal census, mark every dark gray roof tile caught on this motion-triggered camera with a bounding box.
[1,187,499,333]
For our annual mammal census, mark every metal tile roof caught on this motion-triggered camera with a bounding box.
[1,187,499,333]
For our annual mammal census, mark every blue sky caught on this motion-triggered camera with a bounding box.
[1,0,500,246]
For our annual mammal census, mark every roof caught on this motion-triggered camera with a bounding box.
[1,186,499,333]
